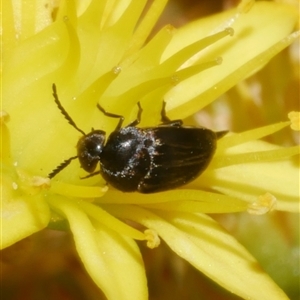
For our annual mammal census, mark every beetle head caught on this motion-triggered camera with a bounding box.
[77,130,106,172]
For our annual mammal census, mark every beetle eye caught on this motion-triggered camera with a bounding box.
[77,130,106,172]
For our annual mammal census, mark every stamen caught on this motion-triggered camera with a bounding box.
[211,0,254,34]
[0,110,9,123]
[177,28,233,69]
[145,229,161,249]
[31,176,51,188]
[224,27,234,37]
[112,65,122,75]
[288,111,300,131]
[247,192,277,215]
[12,182,18,190]
[215,56,223,65]
[15,169,50,195]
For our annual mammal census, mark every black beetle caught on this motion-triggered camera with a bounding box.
[49,84,227,193]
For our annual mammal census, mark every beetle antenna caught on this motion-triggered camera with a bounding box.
[48,156,78,179]
[52,84,86,136]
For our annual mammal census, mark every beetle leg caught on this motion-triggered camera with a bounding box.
[97,104,125,130]
[127,102,143,127]
[160,101,183,126]
[80,170,101,179]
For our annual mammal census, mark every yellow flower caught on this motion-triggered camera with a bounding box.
[1,0,299,299]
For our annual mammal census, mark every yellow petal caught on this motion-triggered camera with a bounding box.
[140,190,248,213]
[108,205,289,300]
[48,196,148,300]
[77,200,146,241]
[162,2,298,118]
[1,169,51,249]
[204,140,299,212]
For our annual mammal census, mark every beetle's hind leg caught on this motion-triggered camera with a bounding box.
[160,101,183,126]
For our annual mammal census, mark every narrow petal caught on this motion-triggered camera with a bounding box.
[48,196,148,300]
[95,189,248,213]
[203,140,300,212]
[162,2,298,118]
[1,170,51,249]
[108,205,289,300]
[77,200,146,241]
[124,0,168,58]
